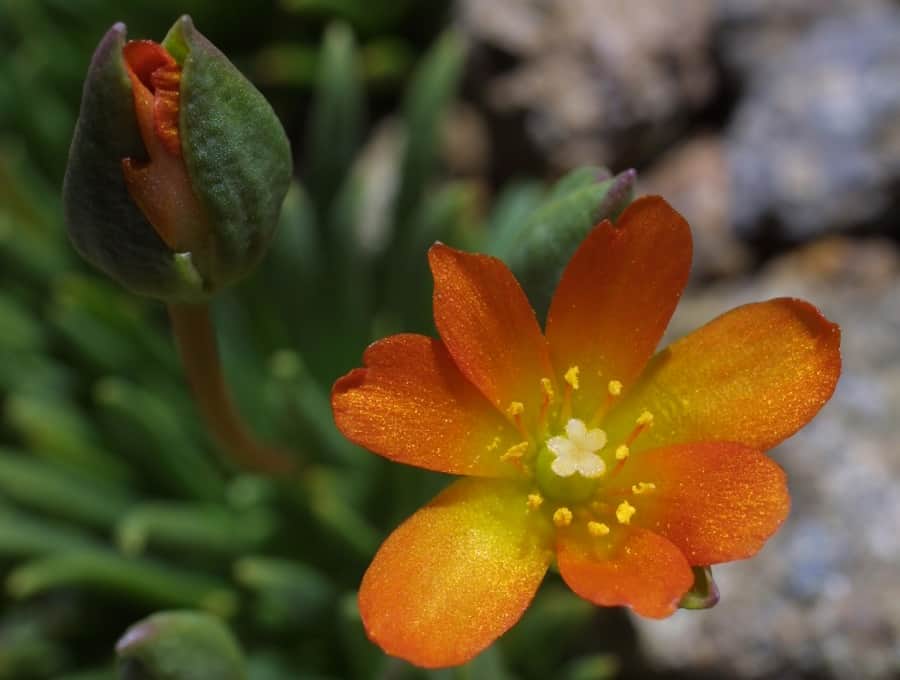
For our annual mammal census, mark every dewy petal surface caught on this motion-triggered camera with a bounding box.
[546,196,691,416]
[556,526,693,619]
[619,442,790,564]
[359,478,551,668]
[332,334,519,478]
[604,298,841,452]
[429,244,554,426]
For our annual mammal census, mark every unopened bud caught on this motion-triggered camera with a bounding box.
[64,16,292,301]
[116,610,246,680]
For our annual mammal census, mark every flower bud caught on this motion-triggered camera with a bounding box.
[63,17,292,301]
[508,167,637,318]
[116,610,246,680]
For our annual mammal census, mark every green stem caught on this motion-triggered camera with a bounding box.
[167,302,296,476]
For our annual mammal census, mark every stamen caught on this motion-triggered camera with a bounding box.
[505,401,525,418]
[587,521,610,537]
[624,410,654,446]
[526,493,544,510]
[564,366,580,390]
[505,401,529,440]
[539,378,555,429]
[632,482,656,495]
[562,366,579,421]
[501,441,529,463]
[553,507,573,527]
[540,378,555,402]
[605,444,631,480]
[615,501,636,525]
[591,377,624,426]
[486,436,501,452]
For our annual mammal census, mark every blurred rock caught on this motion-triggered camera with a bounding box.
[459,0,717,171]
[715,0,886,77]
[641,135,750,281]
[727,5,900,241]
[441,102,491,179]
[636,238,900,679]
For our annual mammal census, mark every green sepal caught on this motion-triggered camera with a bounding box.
[63,23,204,301]
[116,611,246,680]
[165,15,293,291]
[678,565,720,610]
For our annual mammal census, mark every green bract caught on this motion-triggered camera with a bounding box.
[63,17,292,301]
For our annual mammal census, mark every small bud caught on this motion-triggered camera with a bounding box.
[64,17,292,301]
[507,167,638,317]
[678,565,720,610]
[116,610,246,680]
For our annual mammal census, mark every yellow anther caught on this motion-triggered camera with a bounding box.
[501,441,529,462]
[607,380,623,396]
[540,378,555,402]
[636,410,654,426]
[526,493,544,510]
[506,401,525,417]
[632,482,656,495]
[553,506,573,527]
[587,521,610,537]
[616,501,636,525]
[486,436,501,452]
[564,366,580,390]
[615,444,630,461]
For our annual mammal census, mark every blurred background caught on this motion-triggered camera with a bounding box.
[1,0,898,678]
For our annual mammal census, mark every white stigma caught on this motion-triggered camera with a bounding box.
[546,418,607,478]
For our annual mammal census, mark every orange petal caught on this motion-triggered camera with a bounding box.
[122,40,182,157]
[556,525,692,619]
[429,244,554,427]
[121,41,206,252]
[618,442,790,564]
[603,298,841,452]
[122,40,175,90]
[546,196,692,418]
[359,478,551,668]
[332,334,521,477]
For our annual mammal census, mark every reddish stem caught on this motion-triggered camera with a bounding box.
[168,302,296,476]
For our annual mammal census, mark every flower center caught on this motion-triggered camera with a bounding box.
[546,418,607,479]
[533,417,606,503]
[496,365,660,543]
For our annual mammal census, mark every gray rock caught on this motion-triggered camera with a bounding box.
[727,5,900,241]
[635,238,900,679]
[459,0,717,171]
[715,0,885,77]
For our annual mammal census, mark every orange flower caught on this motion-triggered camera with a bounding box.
[331,196,841,668]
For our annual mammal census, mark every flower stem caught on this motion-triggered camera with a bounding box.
[167,303,296,476]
